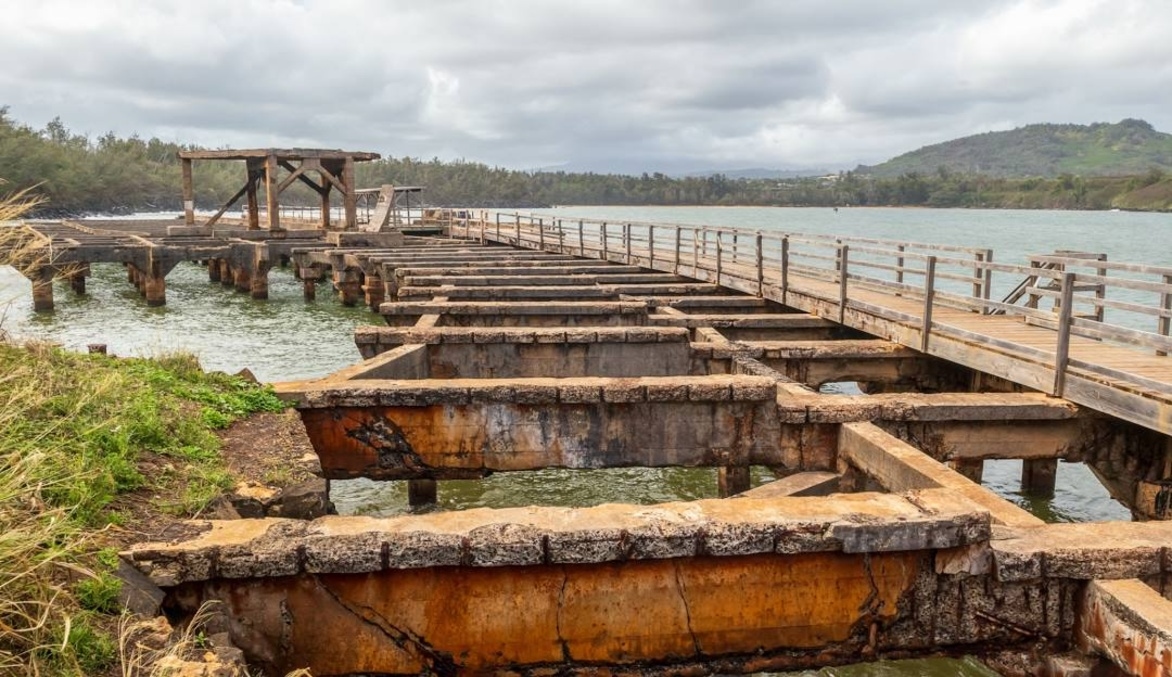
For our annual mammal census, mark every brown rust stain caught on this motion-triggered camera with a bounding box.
[203,551,921,675]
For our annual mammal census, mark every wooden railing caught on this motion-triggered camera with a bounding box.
[442,211,1172,400]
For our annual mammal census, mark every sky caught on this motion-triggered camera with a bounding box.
[4,0,1172,174]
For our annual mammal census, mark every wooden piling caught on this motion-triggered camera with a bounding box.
[407,479,437,507]
[31,268,54,312]
[718,466,752,497]
[1021,459,1058,498]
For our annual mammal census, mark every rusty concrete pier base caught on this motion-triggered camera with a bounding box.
[29,267,54,312]
[407,479,437,507]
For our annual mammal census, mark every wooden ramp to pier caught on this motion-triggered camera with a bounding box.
[450,213,1172,437]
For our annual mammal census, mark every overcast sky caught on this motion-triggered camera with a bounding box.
[4,0,1172,173]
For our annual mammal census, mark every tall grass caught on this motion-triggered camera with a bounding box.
[1,178,288,675]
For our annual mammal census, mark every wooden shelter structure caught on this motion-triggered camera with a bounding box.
[178,148,380,232]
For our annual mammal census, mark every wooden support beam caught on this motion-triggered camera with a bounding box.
[181,158,195,226]
[265,154,281,231]
[204,180,252,229]
[245,160,261,230]
[342,157,358,230]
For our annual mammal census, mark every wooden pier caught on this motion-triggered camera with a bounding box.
[11,207,1172,676]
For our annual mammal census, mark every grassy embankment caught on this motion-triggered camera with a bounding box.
[1,190,286,675]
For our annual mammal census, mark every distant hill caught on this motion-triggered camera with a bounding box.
[681,167,826,180]
[858,119,1172,178]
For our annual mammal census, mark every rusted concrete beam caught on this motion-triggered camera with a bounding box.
[1077,579,1172,677]
[735,472,842,499]
[277,375,785,480]
[838,421,1043,528]
[992,521,1172,582]
[351,330,695,379]
[121,493,1089,676]
[401,272,690,287]
[379,301,650,327]
[396,282,724,302]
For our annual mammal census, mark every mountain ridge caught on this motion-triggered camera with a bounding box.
[858,119,1172,178]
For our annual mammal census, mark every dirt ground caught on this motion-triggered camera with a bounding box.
[104,409,317,551]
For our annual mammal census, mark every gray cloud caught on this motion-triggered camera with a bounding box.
[3,0,1172,172]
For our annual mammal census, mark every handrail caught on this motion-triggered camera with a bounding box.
[440,210,1172,402]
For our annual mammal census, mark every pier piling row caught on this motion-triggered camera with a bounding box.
[111,213,1172,676]
[9,208,1171,675]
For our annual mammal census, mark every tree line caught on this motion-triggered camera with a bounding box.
[3,109,1171,214]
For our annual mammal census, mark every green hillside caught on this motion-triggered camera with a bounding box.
[860,119,1172,178]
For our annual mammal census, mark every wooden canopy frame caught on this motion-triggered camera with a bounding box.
[179,148,381,231]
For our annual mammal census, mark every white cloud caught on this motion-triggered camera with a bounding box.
[3,0,1172,171]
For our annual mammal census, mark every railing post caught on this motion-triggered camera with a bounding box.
[781,237,790,305]
[701,228,709,259]
[538,218,545,251]
[624,223,631,264]
[715,232,723,285]
[479,214,486,244]
[895,244,906,297]
[601,222,608,261]
[648,225,655,269]
[732,232,739,265]
[920,256,937,353]
[1053,272,1076,396]
[969,249,988,304]
[1159,274,1172,356]
[755,231,764,297]
[692,229,699,272]
[578,220,585,257]
[1094,255,1108,322]
[514,214,521,245]
[674,226,681,274]
[838,244,850,325]
[981,249,994,314]
[496,213,501,241]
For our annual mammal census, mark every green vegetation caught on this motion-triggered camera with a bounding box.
[860,119,1172,178]
[0,340,285,674]
[0,210,287,677]
[4,107,1172,212]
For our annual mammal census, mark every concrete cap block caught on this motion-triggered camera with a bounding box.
[558,384,603,403]
[465,523,545,566]
[602,382,646,403]
[688,382,731,401]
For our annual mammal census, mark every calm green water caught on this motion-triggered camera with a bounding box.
[0,207,1150,522]
[5,207,1150,674]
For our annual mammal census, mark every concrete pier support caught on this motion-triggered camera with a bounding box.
[219,260,233,287]
[407,479,438,508]
[69,272,86,295]
[30,268,54,312]
[1022,458,1058,497]
[334,269,363,307]
[144,266,167,307]
[248,248,272,300]
[233,267,251,293]
[951,459,984,484]
[208,258,222,282]
[250,270,269,300]
[127,264,136,284]
[363,272,385,311]
[302,276,316,301]
[718,466,752,497]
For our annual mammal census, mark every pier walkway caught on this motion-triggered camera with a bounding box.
[450,213,1172,437]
